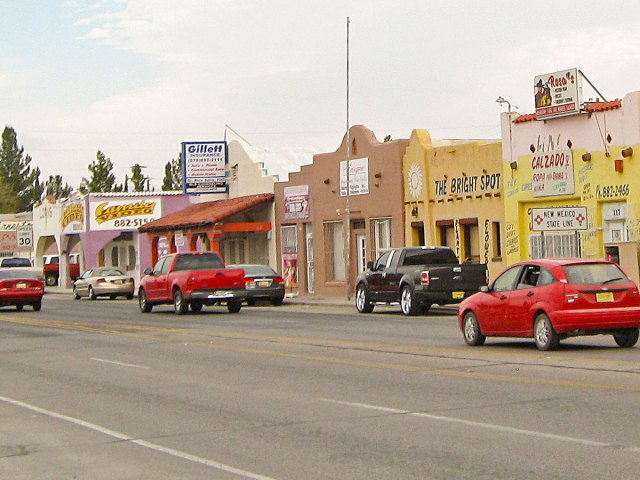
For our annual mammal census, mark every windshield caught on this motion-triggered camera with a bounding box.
[1,258,32,267]
[563,263,628,285]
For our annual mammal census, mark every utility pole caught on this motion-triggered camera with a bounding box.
[345,16,351,301]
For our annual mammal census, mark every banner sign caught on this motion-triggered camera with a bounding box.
[61,202,85,234]
[181,141,228,194]
[284,185,310,220]
[534,68,582,119]
[340,157,369,196]
[531,207,588,232]
[531,149,575,197]
[89,198,162,231]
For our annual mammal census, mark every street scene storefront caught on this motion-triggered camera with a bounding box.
[502,69,640,283]
[402,130,505,280]
[274,125,409,297]
[138,193,275,267]
[33,192,191,287]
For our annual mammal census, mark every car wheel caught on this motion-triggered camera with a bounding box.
[534,313,560,351]
[109,294,117,300]
[247,298,257,306]
[138,288,152,313]
[88,286,97,300]
[271,296,284,306]
[420,303,432,313]
[400,285,420,316]
[190,301,203,313]
[462,311,486,346]
[173,289,188,315]
[355,283,374,313]
[613,328,639,348]
[32,300,42,312]
[45,275,57,287]
[16,304,24,312]
[227,301,242,313]
[73,287,80,300]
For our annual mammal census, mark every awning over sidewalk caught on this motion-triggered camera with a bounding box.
[139,193,274,233]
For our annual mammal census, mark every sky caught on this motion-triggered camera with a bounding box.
[2,0,640,190]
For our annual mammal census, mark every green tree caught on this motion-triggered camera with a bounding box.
[130,164,149,192]
[80,150,118,193]
[162,154,182,191]
[0,126,44,211]
[44,175,73,199]
[0,175,18,213]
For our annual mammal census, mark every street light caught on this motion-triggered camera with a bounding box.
[496,96,518,112]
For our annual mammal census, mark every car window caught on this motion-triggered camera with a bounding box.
[81,269,93,279]
[231,265,276,276]
[493,265,521,292]
[537,268,555,287]
[517,265,541,289]
[563,263,629,285]
[1,258,32,267]
[373,251,390,271]
[152,257,167,275]
[160,257,172,274]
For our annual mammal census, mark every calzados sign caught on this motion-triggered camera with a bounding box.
[90,199,162,231]
[531,150,575,197]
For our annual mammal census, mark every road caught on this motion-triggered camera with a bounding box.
[1,295,640,479]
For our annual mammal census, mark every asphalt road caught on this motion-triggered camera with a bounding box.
[1,295,640,479]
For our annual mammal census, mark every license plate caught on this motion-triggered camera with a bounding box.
[213,290,233,297]
[452,291,465,299]
[596,291,614,303]
[16,283,26,289]
[257,281,271,287]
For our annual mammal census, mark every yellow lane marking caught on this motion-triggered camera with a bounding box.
[2,315,639,393]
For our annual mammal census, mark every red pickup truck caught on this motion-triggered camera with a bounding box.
[138,252,247,314]
[43,254,81,286]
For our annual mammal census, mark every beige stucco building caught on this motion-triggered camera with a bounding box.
[274,125,409,297]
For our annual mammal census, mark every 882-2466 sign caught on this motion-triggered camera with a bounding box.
[531,207,588,232]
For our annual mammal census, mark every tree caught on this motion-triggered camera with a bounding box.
[130,164,149,192]
[162,154,182,191]
[0,175,18,213]
[0,126,44,212]
[44,175,73,199]
[80,150,118,193]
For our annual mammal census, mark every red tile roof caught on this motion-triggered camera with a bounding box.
[513,100,622,123]
[139,193,274,233]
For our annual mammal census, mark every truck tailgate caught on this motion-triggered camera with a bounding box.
[425,264,487,292]
[191,269,246,290]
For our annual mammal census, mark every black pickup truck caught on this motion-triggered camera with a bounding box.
[355,247,488,316]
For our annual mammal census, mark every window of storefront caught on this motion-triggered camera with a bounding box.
[371,217,391,261]
[492,221,502,259]
[461,219,480,263]
[529,233,580,259]
[436,220,455,247]
[281,225,299,287]
[323,221,344,281]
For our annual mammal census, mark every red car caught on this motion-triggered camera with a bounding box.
[458,259,640,350]
[0,268,44,311]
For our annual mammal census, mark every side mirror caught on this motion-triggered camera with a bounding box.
[479,285,490,293]
[143,268,153,276]
[367,261,374,271]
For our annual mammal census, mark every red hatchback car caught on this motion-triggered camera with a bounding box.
[458,259,640,350]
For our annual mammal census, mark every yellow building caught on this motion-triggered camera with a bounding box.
[402,130,506,281]
[501,92,640,284]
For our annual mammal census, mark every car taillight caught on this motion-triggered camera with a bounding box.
[420,271,430,286]
[274,276,284,284]
[96,278,106,283]
[187,276,197,287]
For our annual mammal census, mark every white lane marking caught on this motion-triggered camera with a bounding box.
[322,398,640,452]
[0,395,278,480]
[91,358,150,369]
